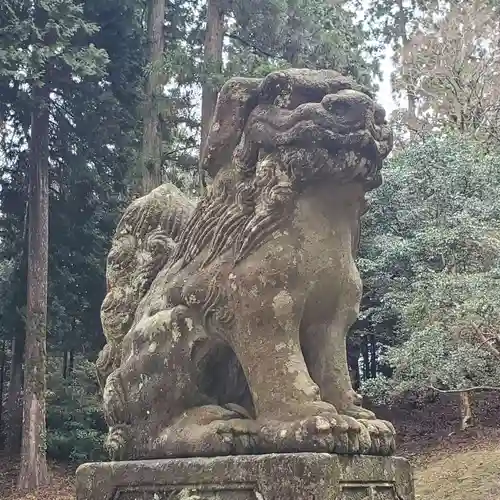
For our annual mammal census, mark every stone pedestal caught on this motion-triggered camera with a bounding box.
[76,453,415,500]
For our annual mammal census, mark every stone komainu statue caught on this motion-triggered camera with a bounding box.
[97,69,394,461]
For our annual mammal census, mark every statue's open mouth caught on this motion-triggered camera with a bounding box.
[242,88,392,176]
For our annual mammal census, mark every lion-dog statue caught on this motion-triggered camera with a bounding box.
[96,69,395,461]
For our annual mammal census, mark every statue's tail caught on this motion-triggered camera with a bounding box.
[96,183,195,389]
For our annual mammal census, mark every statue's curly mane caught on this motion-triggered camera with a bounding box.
[170,158,294,268]
[97,184,195,387]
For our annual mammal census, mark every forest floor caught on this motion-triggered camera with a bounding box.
[0,460,75,500]
[377,391,500,500]
[415,441,500,500]
[1,393,500,499]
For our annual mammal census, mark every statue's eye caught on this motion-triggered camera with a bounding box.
[322,91,372,125]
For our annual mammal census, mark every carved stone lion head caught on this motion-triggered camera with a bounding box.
[201,68,393,191]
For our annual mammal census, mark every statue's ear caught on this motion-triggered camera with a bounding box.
[201,77,261,179]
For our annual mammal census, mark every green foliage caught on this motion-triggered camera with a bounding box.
[359,134,500,401]
[0,0,109,82]
[0,0,146,353]
[46,357,106,463]
[361,0,435,49]
[227,0,379,85]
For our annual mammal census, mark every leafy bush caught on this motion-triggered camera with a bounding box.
[46,356,107,463]
[360,134,500,402]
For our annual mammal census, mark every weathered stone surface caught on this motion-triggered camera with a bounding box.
[76,454,414,500]
[97,68,395,461]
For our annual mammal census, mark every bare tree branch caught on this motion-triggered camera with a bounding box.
[430,385,500,394]
[225,33,277,59]
[394,2,500,144]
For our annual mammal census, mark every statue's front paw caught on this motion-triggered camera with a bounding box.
[339,404,396,455]
[256,411,372,455]
[333,414,372,455]
[358,418,396,456]
[340,403,376,420]
[257,413,336,453]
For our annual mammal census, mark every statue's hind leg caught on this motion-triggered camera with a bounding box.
[149,338,259,458]
[104,304,257,459]
[103,305,203,459]
[150,404,258,458]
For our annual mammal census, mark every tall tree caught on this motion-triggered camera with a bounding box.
[0,0,109,489]
[19,66,51,490]
[199,0,226,193]
[363,0,439,134]
[141,0,167,194]
[393,1,500,145]
[0,0,31,451]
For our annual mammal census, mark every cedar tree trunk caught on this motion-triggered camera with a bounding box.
[17,81,50,491]
[199,0,225,194]
[141,0,166,195]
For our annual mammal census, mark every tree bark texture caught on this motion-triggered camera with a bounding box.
[68,349,74,376]
[370,334,377,379]
[17,81,50,491]
[63,350,68,379]
[5,332,24,452]
[459,391,473,430]
[199,0,225,194]
[347,344,360,391]
[362,336,370,381]
[141,0,166,195]
[396,0,417,135]
[0,340,5,446]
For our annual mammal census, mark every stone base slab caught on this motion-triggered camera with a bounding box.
[76,453,415,500]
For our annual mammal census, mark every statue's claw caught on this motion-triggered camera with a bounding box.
[151,418,258,458]
[358,419,396,456]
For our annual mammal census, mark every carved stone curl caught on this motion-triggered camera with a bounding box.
[97,68,395,461]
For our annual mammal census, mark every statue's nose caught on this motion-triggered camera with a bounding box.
[321,90,374,128]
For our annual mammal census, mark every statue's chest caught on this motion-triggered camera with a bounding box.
[289,207,355,275]
[241,217,354,292]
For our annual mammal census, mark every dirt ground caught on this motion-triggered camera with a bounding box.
[0,460,74,500]
[378,391,500,500]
